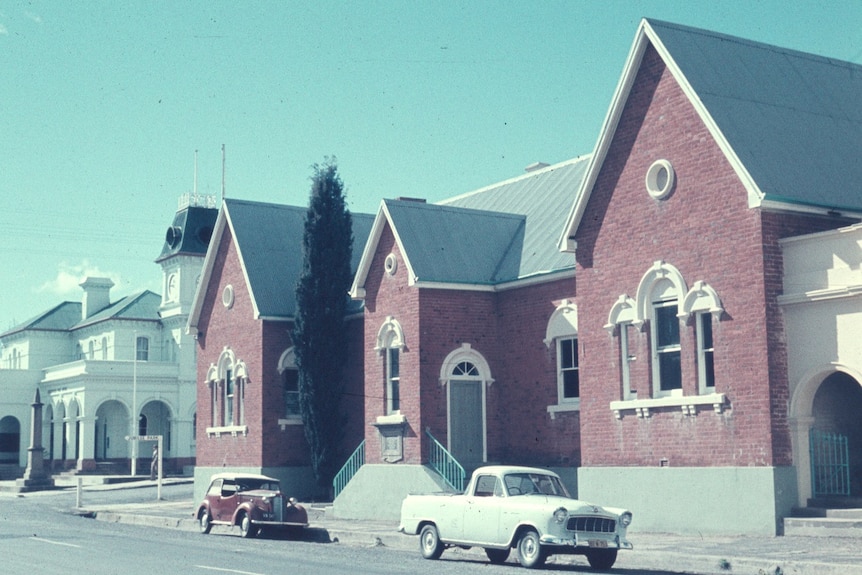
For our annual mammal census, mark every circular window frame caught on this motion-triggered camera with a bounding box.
[222,284,234,309]
[645,159,675,200]
[384,253,398,276]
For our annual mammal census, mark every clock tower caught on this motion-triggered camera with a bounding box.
[156,193,219,378]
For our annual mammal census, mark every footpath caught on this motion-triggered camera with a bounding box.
[5,477,861,575]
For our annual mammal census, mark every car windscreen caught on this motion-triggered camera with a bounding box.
[503,473,570,497]
[237,479,280,492]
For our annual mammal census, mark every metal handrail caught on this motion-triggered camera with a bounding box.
[425,428,465,492]
[332,439,365,498]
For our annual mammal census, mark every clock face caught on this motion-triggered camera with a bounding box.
[167,273,178,300]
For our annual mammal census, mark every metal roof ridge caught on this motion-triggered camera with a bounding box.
[439,155,591,206]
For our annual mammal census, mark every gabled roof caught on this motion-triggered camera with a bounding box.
[351,157,587,297]
[74,291,162,329]
[0,292,162,338]
[189,198,374,325]
[560,18,862,251]
[0,301,82,337]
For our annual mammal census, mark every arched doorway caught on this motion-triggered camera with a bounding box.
[792,368,862,504]
[440,343,493,473]
[95,400,130,461]
[811,372,862,498]
[140,400,172,454]
[0,416,21,466]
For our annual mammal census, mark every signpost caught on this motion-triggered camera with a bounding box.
[126,434,163,500]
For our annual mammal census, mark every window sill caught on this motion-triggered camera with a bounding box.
[374,413,407,426]
[547,401,580,419]
[278,417,303,430]
[206,425,248,437]
[609,392,725,419]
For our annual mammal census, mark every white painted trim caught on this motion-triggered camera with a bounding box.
[610,393,726,419]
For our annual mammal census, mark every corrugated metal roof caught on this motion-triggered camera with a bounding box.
[75,291,162,329]
[649,19,862,212]
[384,199,526,284]
[0,301,82,337]
[225,198,374,318]
[439,156,588,279]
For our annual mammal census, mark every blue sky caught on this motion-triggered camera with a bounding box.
[1,0,860,330]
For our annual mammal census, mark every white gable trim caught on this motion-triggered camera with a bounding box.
[558,18,766,254]
[349,201,420,300]
[187,202,262,334]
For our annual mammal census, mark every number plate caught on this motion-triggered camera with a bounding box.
[588,539,608,548]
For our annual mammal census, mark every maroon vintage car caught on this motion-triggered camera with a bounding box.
[196,473,308,538]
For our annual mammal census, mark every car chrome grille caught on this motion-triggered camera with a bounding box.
[567,516,616,533]
[273,495,284,522]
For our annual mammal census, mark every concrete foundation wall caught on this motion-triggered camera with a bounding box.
[578,466,798,535]
[332,464,452,520]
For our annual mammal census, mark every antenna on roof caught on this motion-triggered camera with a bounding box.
[193,149,199,196]
[221,144,226,201]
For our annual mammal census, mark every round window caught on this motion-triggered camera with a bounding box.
[645,159,675,200]
[222,284,234,309]
[384,253,398,276]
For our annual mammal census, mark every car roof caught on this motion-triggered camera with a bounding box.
[209,472,278,483]
[473,465,562,478]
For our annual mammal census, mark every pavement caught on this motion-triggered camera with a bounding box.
[4,476,861,575]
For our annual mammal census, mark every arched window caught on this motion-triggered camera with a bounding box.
[278,348,301,422]
[205,347,249,433]
[682,280,723,394]
[376,317,405,415]
[545,300,580,414]
[101,337,108,360]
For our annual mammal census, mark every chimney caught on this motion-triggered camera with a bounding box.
[525,162,550,173]
[80,277,114,319]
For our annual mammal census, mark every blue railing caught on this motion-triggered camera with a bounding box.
[426,428,465,492]
[333,439,365,498]
[810,429,850,497]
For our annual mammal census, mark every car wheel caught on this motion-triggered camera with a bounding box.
[485,547,510,564]
[585,548,618,570]
[238,513,255,538]
[199,510,212,535]
[419,524,444,560]
[517,529,546,569]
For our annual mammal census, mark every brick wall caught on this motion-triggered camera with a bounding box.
[196,222,367,473]
[573,44,844,469]
[362,222,580,468]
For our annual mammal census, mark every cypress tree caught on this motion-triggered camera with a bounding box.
[293,158,354,495]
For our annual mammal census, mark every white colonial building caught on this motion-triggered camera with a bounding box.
[0,194,217,478]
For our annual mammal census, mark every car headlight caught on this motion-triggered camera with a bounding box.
[553,507,568,524]
[620,512,632,527]
[261,497,271,505]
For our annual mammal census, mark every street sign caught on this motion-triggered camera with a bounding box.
[125,435,161,441]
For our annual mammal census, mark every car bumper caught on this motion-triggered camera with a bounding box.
[251,520,308,528]
[540,533,633,550]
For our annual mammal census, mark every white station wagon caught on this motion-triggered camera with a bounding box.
[399,465,633,569]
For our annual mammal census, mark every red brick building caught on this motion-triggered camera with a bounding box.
[559,20,862,534]
[189,20,862,535]
[188,199,373,500]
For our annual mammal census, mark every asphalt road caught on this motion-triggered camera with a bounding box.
[1,486,684,575]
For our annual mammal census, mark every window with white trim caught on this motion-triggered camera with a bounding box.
[204,347,249,434]
[375,316,405,416]
[652,299,682,396]
[545,300,579,415]
[696,312,715,393]
[283,368,300,418]
[620,322,637,400]
[558,337,579,402]
[136,336,149,361]
[386,347,400,414]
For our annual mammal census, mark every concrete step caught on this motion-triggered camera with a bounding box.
[792,506,862,519]
[784,515,862,537]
